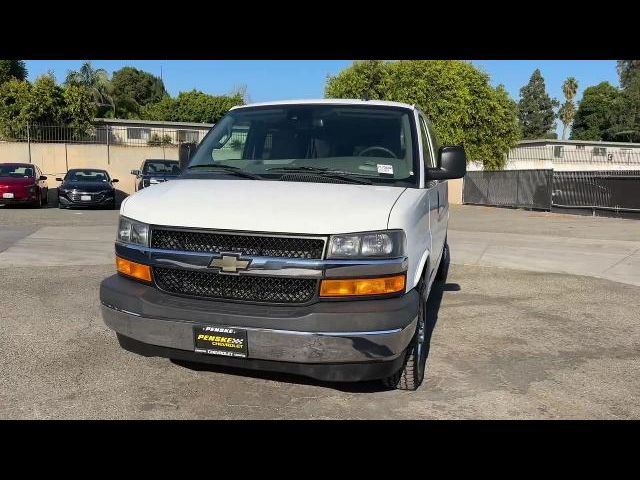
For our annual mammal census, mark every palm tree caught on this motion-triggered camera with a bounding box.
[560,77,579,139]
[65,61,115,117]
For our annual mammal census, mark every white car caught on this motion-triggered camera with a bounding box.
[100,99,466,390]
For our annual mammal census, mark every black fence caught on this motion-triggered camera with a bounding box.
[463,169,640,217]
[462,170,553,210]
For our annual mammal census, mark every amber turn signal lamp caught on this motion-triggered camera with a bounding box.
[116,256,152,282]
[319,274,406,297]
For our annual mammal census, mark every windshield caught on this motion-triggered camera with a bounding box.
[186,104,418,187]
[66,170,110,182]
[143,160,181,175]
[0,165,35,178]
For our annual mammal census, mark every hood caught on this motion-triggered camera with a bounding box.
[0,176,35,187]
[121,179,407,234]
[60,181,113,192]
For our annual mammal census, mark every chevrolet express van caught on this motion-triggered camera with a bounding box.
[100,99,466,390]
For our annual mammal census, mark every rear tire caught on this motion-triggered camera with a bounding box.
[436,240,450,282]
[381,281,428,391]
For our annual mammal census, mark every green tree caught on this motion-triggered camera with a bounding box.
[139,96,176,121]
[65,61,114,117]
[617,60,640,89]
[111,66,167,118]
[326,60,389,100]
[570,82,621,141]
[0,79,31,139]
[0,60,27,85]
[325,60,520,169]
[558,77,578,139]
[611,71,640,142]
[62,84,97,139]
[517,69,559,139]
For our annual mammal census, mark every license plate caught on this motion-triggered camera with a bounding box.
[80,195,92,201]
[194,326,248,358]
[2,193,14,199]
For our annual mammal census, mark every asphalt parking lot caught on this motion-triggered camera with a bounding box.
[1,204,639,419]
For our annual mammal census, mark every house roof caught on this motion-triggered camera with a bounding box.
[517,138,640,148]
[93,118,213,128]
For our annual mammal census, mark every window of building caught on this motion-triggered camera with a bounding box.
[127,127,151,140]
[593,147,607,156]
[177,130,200,143]
[576,145,585,150]
[553,146,564,158]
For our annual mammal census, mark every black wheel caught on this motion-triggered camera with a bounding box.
[58,198,67,209]
[436,240,450,282]
[381,281,428,391]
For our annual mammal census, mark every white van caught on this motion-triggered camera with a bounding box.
[100,99,466,390]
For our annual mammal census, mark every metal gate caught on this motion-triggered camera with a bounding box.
[462,170,553,210]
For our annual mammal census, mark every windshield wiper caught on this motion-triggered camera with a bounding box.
[187,164,262,180]
[266,166,373,185]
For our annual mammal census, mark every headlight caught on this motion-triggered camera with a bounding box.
[117,216,149,246]
[328,230,405,259]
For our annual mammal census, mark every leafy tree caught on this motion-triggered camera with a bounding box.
[325,60,520,169]
[140,90,244,124]
[517,69,559,139]
[326,60,389,100]
[65,61,115,117]
[24,75,66,128]
[570,82,621,141]
[611,71,640,142]
[147,133,173,146]
[0,79,31,139]
[617,60,640,89]
[111,66,167,118]
[558,77,578,139]
[0,60,27,85]
[140,96,176,121]
[62,84,97,139]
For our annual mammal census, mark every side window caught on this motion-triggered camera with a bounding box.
[424,118,441,161]
[419,116,436,169]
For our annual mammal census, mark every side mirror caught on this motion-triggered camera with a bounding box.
[131,169,140,176]
[55,177,63,182]
[112,178,119,183]
[39,175,47,181]
[179,142,197,172]
[428,145,467,180]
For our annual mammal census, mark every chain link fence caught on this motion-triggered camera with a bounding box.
[506,145,640,168]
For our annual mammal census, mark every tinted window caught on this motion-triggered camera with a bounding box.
[143,160,181,175]
[0,165,35,177]
[66,170,110,182]
[187,105,418,187]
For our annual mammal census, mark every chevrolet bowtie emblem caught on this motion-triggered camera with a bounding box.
[209,253,251,273]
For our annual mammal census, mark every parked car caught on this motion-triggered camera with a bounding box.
[100,99,465,390]
[131,159,182,191]
[57,169,119,209]
[0,163,48,207]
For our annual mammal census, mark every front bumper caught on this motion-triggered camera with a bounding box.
[100,274,419,381]
[59,193,114,207]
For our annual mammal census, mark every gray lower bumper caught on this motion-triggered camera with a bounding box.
[100,274,419,365]
[103,305,416,363]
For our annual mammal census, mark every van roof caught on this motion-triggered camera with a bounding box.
[230,98,416,111]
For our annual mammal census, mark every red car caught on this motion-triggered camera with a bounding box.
[0,163,49,207]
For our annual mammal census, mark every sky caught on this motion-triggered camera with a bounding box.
[24,60,620,136]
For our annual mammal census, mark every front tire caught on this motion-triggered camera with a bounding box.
[436,240,450,282]
[381,282,428,391]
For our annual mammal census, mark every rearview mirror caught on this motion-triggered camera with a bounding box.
[131,169,140,176]
[55,177,63,182]
[112,178,119,183]
[428,145,467,180]
[39,175,47,181]
[179,142,197,172]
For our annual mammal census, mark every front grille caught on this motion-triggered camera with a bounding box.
[69,193,104,202]
[153,267,317,304]
[151,229,325,259]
